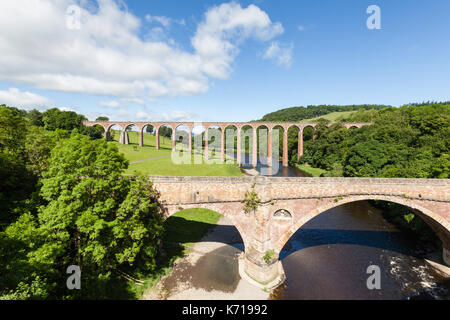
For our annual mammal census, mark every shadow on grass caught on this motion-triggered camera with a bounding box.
[162,216,243,245]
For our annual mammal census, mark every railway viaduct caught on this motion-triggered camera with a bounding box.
[151,176,450,289]
[84,121,370,167]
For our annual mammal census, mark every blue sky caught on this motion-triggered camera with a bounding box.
[0,0,449,122]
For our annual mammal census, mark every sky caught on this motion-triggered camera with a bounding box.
[0,0,449,122]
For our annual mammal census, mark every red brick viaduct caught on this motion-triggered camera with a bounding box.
[84,121,450,288]
[84,121,369,167]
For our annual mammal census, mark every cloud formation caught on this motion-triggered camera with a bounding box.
[0,88,51,109]
[0,0,286,102]
[99,100,120,108]
[262,41,294,68]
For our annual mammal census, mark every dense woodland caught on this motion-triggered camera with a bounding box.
[296,103,449,178]
[259,104,390,122]
[0,105,164,299]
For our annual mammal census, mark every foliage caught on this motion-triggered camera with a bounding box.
[371,201,440,249]
[260,104,390,122]
[241,183,261,214]
[26,109,44,127]
[1,132,165,299]
[41,108,102,140]
[263,250,275,264]
[296,103,449,179]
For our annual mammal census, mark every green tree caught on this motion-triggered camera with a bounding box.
[34,134,164,298]
[26,109,44,127]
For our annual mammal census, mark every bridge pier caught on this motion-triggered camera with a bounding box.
[119,130,129,144]
[238,204,285,289]
[139,130,144,147]
[297,130,303,161]
[239,249,285,289]
[104,130,110,141]
[282,130,288,167]
[444,246,450,266]
[155,130,160,149]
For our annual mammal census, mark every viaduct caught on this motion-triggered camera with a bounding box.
[84,121,369,167]
[151,176,450,289]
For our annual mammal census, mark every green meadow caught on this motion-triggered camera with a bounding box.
[110,130,244,177]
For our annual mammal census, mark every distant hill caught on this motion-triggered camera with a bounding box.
[259,105,391,122]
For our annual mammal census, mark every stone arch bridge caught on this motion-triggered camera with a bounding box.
[84,121,370,167]
[151,176,450,288]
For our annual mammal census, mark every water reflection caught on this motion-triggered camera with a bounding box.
[239,155,309,177]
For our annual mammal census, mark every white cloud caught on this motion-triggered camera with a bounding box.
[58,106,77,112]
[145,14,186,29]
[0,87,51,109]
[297,25,306,31]
[134,109,196,122]
[99,100,120,108]
[192,2,284,78]
[0,0,286,102]
[145,14,172,28]
[262,41,294,68]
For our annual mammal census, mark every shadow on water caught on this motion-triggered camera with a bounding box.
[280,229,420,260]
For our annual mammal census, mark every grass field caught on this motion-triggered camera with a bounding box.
[295,163,327,177]
[163,208,222,246]
[300,111,357,123]
[110,130,244,177]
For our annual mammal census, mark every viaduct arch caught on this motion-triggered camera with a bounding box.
[151,176,450,289]
[84,121,371,167]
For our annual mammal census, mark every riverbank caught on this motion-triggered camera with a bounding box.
[144,216,270,300]
[294,163,327,177]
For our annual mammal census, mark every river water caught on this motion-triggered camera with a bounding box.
[271,201,450,300]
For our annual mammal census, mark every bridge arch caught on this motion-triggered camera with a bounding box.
[274,196,450,254]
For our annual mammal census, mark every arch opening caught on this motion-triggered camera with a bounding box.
[142,124,155,147]
[160,208,246,296]
[157,124,174,150]
[278,199,449,256]
[107,124,123,143]
[206,125,222,163]
[224,125,238,165]
[124,124,139,145]
[274,199,450,300]
[240,125,254,167]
